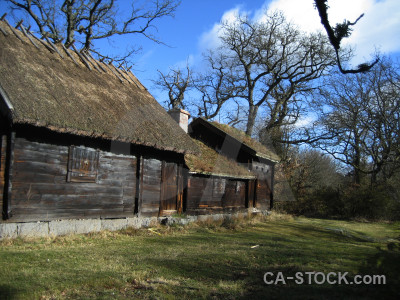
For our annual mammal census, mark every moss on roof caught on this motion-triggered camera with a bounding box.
[0,20,198,154]
[184,139,254,178]
[210,121,280,162]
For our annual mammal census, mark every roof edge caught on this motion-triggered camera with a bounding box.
[191,117,280,163]
[188,171,256,180]
[0,82,14,112]
[12,121,196,155]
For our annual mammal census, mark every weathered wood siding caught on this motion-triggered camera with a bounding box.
[159,161,179,216]
[0,135,6,214]
[9,137,136,221]
[139,158,162,217]
[223,180,246,208]
[247,179,256,208]
[253,162,272,210]
[186,175,247,215]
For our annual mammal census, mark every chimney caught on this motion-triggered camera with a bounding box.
[168,108,190,133]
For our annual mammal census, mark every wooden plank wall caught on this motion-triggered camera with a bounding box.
[159,161,179,216]
[255,179,271,210]
[252,162,272,210]
[0,135,6,215]
[9,137,136,221]
[140,158,162,217]
[186,175,247,215]
[223,180,246,208]
[247,179,256,208]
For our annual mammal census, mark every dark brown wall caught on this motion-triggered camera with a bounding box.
[3,129,272,222]
[139,159,184,217]
[0,135,6,216]
[139,158,162,217]
[9,137,137,221]
[252,162,273,210]
[186,175,248,215]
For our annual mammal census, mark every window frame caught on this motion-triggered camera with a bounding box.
[67,145,100,183]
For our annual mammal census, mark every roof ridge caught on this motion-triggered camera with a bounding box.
[200,119,280,163]
[0,17,143,89]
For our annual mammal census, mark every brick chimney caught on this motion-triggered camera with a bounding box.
[168,108,190,133]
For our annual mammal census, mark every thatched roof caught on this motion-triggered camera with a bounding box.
[184,139,255,179]
[0,19,198,154]
[211,121,280,162]
[190,118,280,163]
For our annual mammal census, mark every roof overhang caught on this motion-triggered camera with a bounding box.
[190,117,280,163]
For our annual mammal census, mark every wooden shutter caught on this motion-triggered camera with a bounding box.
[67,146,99,183]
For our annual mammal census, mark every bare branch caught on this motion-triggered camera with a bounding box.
[314,0,379,74]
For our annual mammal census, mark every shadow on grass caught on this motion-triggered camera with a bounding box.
[140,222,400,299]
[358,246,400,298]
[0,285,19,300]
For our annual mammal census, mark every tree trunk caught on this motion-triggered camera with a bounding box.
[353,145,362,185]
[246,105,258,136]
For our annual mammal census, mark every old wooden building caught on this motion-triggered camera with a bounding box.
[0,19,199,221]
[186,117,280,213]
[0,19,278,225]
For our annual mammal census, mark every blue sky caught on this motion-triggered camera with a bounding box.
[126,0,400,103]
[2,0,400,108]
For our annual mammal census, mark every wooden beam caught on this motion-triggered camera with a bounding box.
[0,22,9,36]
[3,131,15,219]
[138,156,144,216]
[3,19,24,43]
[111,63,129,82]
[19,25,40,49]
[0,135,7,218]
[61,44,79,66]
[81,51,101,72]
[104,62,123,83]
[45,37,64,59]
[134,155,141,215]
[87,53,107,73]
[270,164,275,210]
[177,163,184,214]
[27,31,57,53]
[15,20,23,29]
[71,44,92,71]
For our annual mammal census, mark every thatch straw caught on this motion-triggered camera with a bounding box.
[0,20,198,155]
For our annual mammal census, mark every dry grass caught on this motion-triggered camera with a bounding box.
[1,215,399,299]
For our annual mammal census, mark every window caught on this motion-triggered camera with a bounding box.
[236,181,244,193]
[213,178,226,197]
[67,146,99,183]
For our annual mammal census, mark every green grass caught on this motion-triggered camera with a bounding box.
[0,214,399,299]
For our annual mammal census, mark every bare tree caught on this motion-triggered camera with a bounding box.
[192,50,246,120]
[314,57,400,184]
[153,64,192,110]
[201,11,337,136]
[5,0,180,62]
[314,0,379,74]
[362,58,400,182]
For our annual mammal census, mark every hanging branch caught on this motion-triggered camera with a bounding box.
[314,0,378,74]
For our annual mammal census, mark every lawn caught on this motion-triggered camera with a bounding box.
[0,214,399,299]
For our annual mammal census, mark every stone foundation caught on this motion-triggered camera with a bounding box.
[0,211,266,240]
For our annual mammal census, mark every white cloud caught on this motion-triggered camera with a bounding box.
[264,0,400,62]
[198,0,400,64]
[198,6,243,51]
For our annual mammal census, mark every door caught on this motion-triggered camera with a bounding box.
[247,179,256,208]
[160,162,178,216]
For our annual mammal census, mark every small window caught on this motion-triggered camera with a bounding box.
[67,146,99,183]
[213,178,226,196]
[236,181,243,193]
